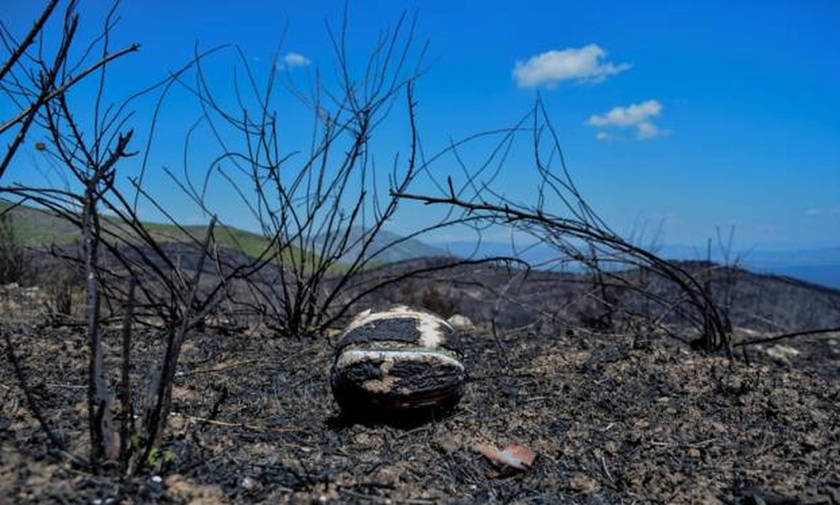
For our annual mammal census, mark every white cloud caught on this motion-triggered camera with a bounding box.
[513,44,631,88]
[587,100,670,140]
[587,100,661,127]
[595,131,616,141]
[636,121,661,139]
[283,52,310,68]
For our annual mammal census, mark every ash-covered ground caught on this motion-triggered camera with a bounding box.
[1,278,840,505]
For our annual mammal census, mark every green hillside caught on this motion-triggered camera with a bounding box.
[0,201,310,265]
[128,221,281,260]
[0,201,435,274]
[0,200,80,245]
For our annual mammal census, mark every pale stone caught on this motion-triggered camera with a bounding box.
[447,314,474,330]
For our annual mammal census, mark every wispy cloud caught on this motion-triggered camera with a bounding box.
[805,206,840,217]
[587,99,670,140]
[283,52,310,68]
[513,44,631,88]
[636,120,664,139]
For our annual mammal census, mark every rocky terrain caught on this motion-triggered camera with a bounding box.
[2,268,840,504]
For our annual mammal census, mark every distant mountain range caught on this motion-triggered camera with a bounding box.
[5,199,838,289]
[314,228,449,264]
[433,240,840,289]
[657,244,840,289]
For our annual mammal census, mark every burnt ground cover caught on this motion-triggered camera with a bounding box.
[2,280,840,505]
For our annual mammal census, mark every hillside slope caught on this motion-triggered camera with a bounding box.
[0,200,291,260]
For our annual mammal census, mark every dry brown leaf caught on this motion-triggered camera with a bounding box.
[474,442,536,470]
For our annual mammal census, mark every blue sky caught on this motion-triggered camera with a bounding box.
[3,0,839,251]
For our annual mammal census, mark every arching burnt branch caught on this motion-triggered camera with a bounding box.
[395,98,732,353]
